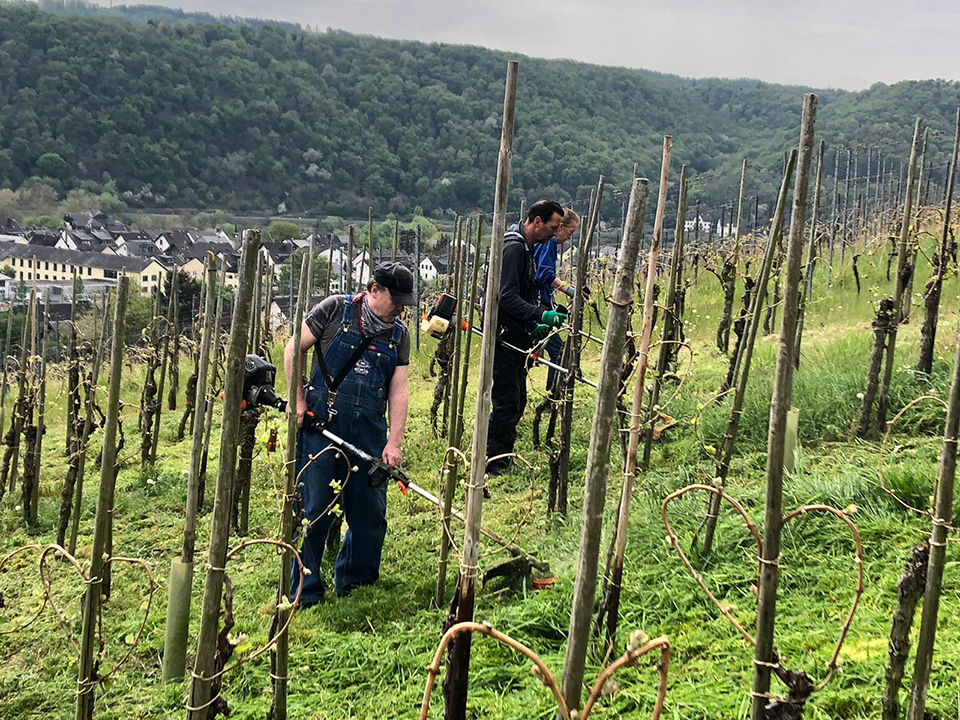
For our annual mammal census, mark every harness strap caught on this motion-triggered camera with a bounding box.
[316,339,370,395]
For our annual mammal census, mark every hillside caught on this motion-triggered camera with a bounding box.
[1,1,959,221]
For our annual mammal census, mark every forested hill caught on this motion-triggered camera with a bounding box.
[1,1,960,222]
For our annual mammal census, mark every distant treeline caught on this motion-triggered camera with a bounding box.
[1,1,960,224]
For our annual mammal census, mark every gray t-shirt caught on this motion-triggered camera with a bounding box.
[304,295,411,372]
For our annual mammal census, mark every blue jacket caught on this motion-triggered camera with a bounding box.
[534,236,558,307]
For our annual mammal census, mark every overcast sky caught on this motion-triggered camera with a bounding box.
[95,0,960,89]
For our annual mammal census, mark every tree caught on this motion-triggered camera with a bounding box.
[36,152,68,180]
[266,220,301,242]
[0,265,15,278]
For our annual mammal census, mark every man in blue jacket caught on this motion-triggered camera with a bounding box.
[486,200,565,475]
[534,208,580,390]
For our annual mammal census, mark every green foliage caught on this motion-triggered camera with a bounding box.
[189,209,237,230]
[1,3,959,224]
[265,220,301,242]
[0,265,14,278]
[21,214,65,229]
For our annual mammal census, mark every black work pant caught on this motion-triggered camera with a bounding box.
[486,341,528,470]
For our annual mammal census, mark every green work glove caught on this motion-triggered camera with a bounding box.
[541,309,567,328]
[532,324,550,341]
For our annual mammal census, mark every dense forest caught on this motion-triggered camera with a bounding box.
[1,0,960,222]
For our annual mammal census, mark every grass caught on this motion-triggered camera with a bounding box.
[2,218,960,719]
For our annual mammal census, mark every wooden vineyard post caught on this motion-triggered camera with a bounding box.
[414,225,421,353]
[75,274,129,720]
[559,177,650,718]
[169,269,181,410]
[186,229,260,719]
[16,284,37,524]
[325,233,333,297]
[269,252,310,720]
[868,118,922,438]
[827,146,841,287]
[29,293,50,527]
[551,174,604,516]
[67,295,110,555]
[641,164,688,471]
[917,107,959,376]
[162,253,217,682]
[150,268,178,466]
[456,216,483,437]
[199,261,227,508]
[434,218,469,607]
[0,302,12,501]
[590,140,669,654]
[902,129,930,323]
[2,293,31,496]
[368,206,375,280]
[236,254,264,536]
[442,59,516,720]
[392,219,399,262]
[346,224,355,294]
[906,315,960,719]
[718,159,747,354]
[794,139,825,368]
[751,92,817,720]
[65,268,80,454]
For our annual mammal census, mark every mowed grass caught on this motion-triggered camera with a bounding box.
[2,218,960,719]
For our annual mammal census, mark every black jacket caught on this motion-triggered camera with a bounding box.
[490,223,542,344]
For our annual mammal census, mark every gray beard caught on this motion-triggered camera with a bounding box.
[360,295,394,337]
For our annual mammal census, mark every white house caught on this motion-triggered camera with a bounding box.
[684,215,712,234]
[418,256,439,283]
[352,251,371,286]
[715,220,738,237]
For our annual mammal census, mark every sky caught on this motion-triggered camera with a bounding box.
[93,0,960,90]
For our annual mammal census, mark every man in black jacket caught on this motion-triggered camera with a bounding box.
[486,200,565,475]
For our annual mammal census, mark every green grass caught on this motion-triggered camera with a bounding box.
[3,220,960,719]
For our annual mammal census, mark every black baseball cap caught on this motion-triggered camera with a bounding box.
[373,262,416,305]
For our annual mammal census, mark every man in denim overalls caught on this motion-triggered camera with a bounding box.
[284,262,413,605]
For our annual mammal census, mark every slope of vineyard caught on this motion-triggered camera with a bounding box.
[1,216,958,718]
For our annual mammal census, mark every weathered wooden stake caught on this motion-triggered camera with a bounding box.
[368,206,375,279]
[169,271,181,411]
[552,175,604,516]
[0,303,12,501]
[872,118,923,436]
[906,323,960,720]
[346,224,355,294]
[917,108,960,376]
[702,150,797,556]
[558,177,650,718]
[75,274,129,720]
[442,59,517,720]
[162,253,218,682]
[199,262,227,508]
[150,268,178,465]
[794,139,825,368]
[269,251,310,720]
[641,164,687,473]
[187,229,260,719]
[751,92,817,720]
[67,295,110,556]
